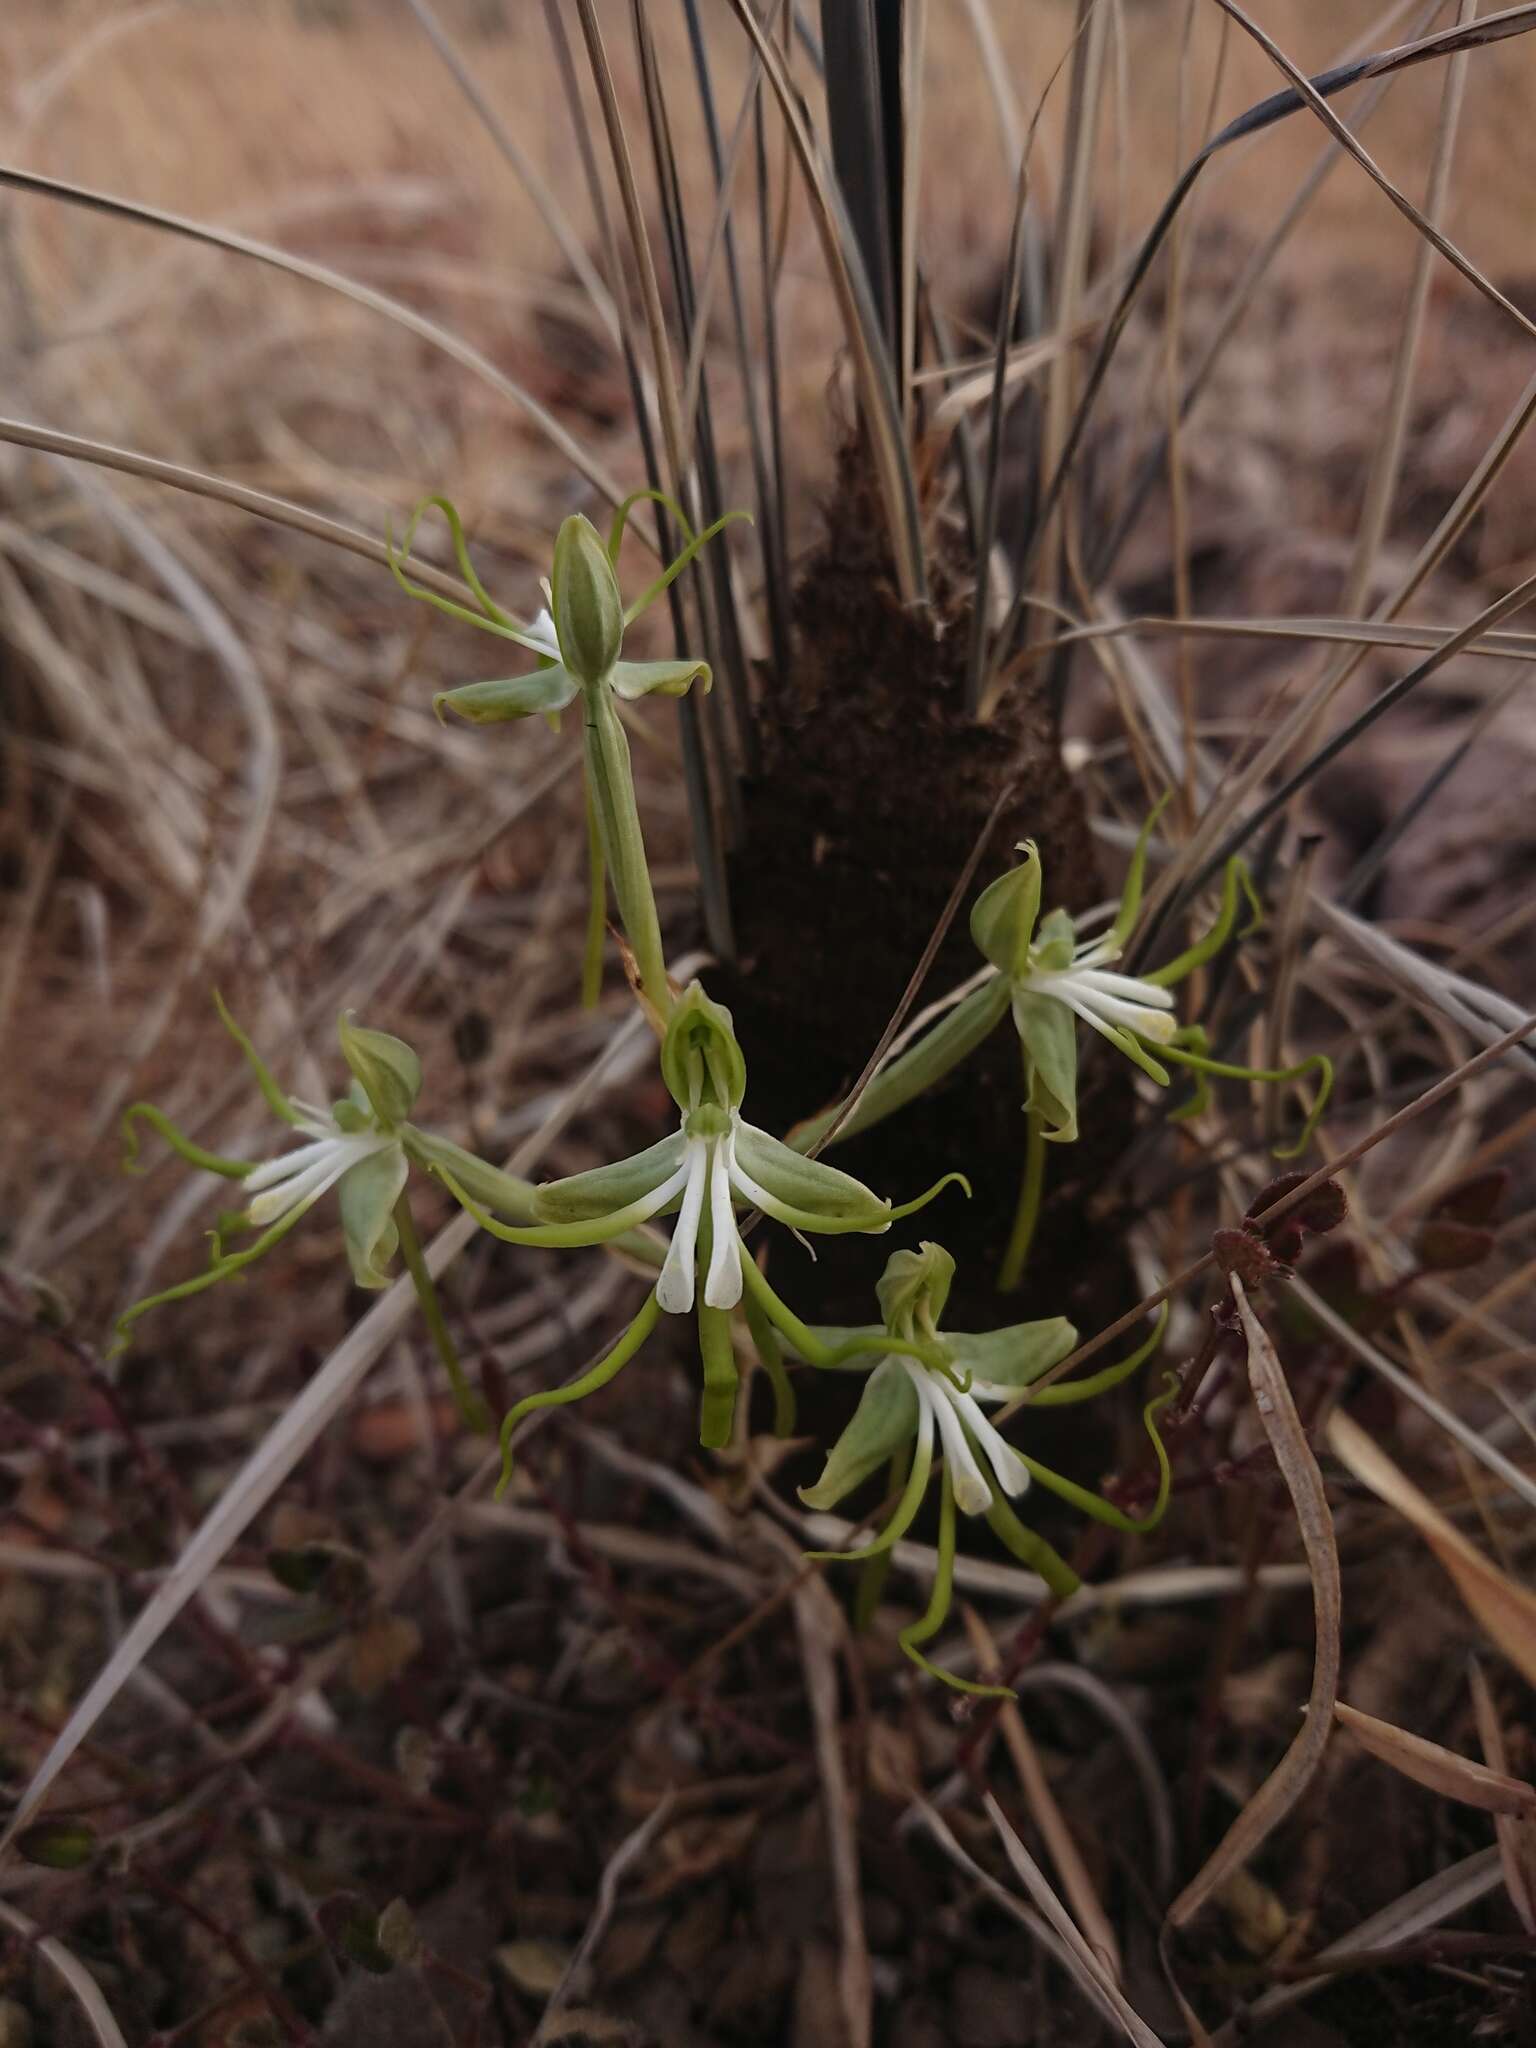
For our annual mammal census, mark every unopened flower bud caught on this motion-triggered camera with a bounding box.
[552,512,624,686]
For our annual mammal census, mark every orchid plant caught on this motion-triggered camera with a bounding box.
[794,803,1333,1287]
[788,1242,1175,1692]
[108,486,1340,1704]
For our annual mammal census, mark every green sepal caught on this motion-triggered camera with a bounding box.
[970,843,1042,977]
[732,1120,891,1233]
[609,656,711,701]
[876,1241,955,1335]
[798,1356,919,1510]
[121,1103,253,1181]
[337,1145,408,1290]
[214,990,300,1127]
[945,1315,1078,1391]
[338,1013,421,1125]
[1011,991,1079,1142]
[532,1132,686,1224]
[437,1164,678,1249]
[433,668,579,726]
[552,513,624,686]
[661,981,748,1111]
[792,975,1010,1152]
[399,1128,539,1221]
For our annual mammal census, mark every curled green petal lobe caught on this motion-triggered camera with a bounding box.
[338,1013,422,1125]
[875,1241,955,1335]
[338,1145,408,1290]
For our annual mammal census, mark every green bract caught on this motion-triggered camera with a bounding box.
[783,1243,1175,1693]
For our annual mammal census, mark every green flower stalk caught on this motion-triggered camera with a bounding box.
[389,491,744,1020]
[787,1243,1174,1694]
[115,999,537,1430]
[438,983,965,1475]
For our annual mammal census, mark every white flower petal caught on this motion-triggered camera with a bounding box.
[247,1136,384,1227]
[528,606,560,659]
[910,1366,993,1516]
[1071,967,1175,1008]
[656,1140,708,1314]
[704,1138,743,1309]
[243,1134,345,1194]
[952,1387,1030,1499]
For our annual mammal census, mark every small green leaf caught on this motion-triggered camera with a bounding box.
[609,656,711,700]
[433,667,579,726]
[798,1357,919,1509]
[18,1821,95,1870]
[338,1014,421,1124]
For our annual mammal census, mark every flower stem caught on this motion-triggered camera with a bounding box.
[392,1192,491,1436]
[581,783,607,1010]
[582,683,671,1021]
[997,1106,1047,1293]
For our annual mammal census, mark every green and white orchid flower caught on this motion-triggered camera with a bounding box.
[115,999,541,1430]
[438,982,966,1476]
[795,802,1332,1287]
[780,1242,1173,1694]
[388,491,744,1016]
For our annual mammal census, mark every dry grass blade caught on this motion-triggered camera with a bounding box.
[1209,1847,1504,2043]
[983,1794,1166,2046]
[531,1794,678,2046]
[0,1900,128,2048]
[1327,1409,1536,1689]
[1168,1276,1341,1929]
[783,1528,872,2048]
[0,415,478,604]
[1468,1658,1536,1933]
[963,1607,1122,1980]
[1333,1700,1536,1817]
[721,0,926,602]
[0,164,622,506]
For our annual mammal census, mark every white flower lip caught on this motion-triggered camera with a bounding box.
[902,1356,1029,1516]
[243,1117,394,1229]
[652,1111,771,1318]
[527,607,561,660]
[1023,937,1178,1047]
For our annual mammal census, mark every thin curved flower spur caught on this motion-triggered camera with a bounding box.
[796,801,1334,1286]
[782,1242,1175,1694]
[436,982,965,1477]
[114,1000,541,1429]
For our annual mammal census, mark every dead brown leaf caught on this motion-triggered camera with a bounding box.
[1327,1408,1536,1688]
[1468,1658,1536,1934]
[1168,1278,1341,1929]
[1333,1699,1536,1817]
